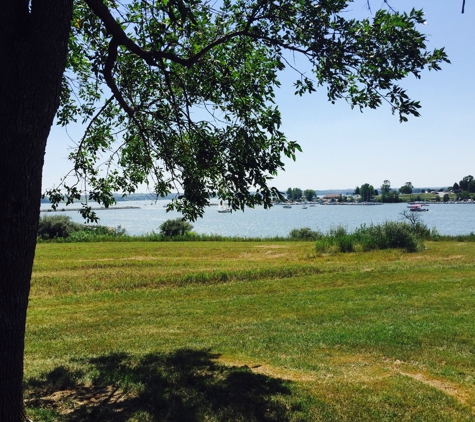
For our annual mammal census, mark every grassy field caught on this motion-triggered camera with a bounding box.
[397,193,461,202]
[26,241,475,421]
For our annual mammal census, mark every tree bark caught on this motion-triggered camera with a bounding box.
[0,1,72,420]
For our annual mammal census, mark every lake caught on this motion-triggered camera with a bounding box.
[40,201,475,237]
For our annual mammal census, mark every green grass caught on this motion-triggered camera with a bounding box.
[398,193,458,202]
[373,192,459,202]
[25,241,475,420]
[36,231,292,243]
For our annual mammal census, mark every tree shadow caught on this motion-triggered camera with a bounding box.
[25,349,304,421]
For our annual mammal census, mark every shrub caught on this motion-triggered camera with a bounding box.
[38,214,127,241]
[336,234,356,253]
[316,221,425,254]
[399,211,431,239]
[66,225,126,242]
[288,227,322,240]
[329,225,348,238]
[315,226,357,253]
[412,222,432,239]
[354,221,424,252]
[315,237,336,254]
[67,230,96,242]
[37,215,83,239]
[159,218,193,237]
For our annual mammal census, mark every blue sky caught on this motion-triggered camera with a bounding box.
[43,1,474,193]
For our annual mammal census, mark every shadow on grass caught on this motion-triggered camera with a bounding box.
[25,348,304,421]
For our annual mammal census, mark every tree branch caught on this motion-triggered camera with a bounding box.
[84,0,191,66]
[84,0,286,69]
[104,37,135,115]
[73,95,114,164]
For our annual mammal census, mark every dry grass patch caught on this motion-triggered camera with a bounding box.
[399,371,474,411]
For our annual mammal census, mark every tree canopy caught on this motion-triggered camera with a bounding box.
[304,189,316,202]
[286,187,303,201]
[399,181,414,194]
[380,180,391,195]
[48,0,448,221]
[359,183,374,202]
[459,175,475,192]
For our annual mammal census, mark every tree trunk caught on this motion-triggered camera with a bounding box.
[0,1,72,420]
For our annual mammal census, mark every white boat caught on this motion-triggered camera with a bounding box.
[217,205,232,213]
[302,205,308,209]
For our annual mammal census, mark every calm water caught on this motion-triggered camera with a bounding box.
[40,201,475,237]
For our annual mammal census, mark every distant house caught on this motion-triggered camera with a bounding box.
[323,194,340,200]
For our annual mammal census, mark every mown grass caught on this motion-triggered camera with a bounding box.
[36,231,292,243]
[25,241,475,421]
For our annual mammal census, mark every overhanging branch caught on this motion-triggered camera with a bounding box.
[84,0,279,68]
[104,37,135,116]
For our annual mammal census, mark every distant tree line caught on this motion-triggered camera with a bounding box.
[286,187,316,202]
[454,175,475,193]
[450,175,475,201]
[354,180,412,203]
[380,180,400,203]
[419,174,475,201]
[355,174,475,203]
[290,174,474,205]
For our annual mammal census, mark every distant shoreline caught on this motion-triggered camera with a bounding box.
[40,206,140,213]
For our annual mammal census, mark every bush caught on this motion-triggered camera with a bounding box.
[315,226,357,253]
[315,236,336,254]
[354,221,423,253]
[336,234,356,253]
[328,225,348,238]
[159,218,193,237]
[399,211,431,239]
[37,215,83,239]
[412,222,432,239]
[316,222,425,254]
[38,214,127,241]
[67,225,126,242]
[288,227,322,240]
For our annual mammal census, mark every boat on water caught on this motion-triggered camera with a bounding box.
[217,205,232,213]
[282,205,292,209]
[302,205,308,209]
[409,204,429,212]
